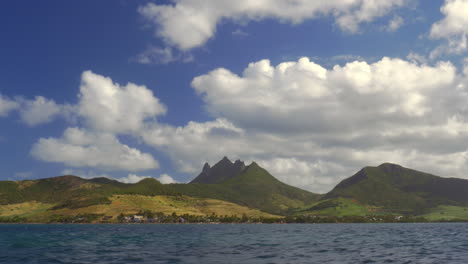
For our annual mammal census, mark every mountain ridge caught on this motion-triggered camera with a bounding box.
[1,159,468,222]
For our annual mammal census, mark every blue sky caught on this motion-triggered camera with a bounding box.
[1,0,468,192]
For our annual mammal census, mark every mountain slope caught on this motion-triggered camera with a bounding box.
[171,159,320,214]
[321,163,468,214]
[3,161,467,221]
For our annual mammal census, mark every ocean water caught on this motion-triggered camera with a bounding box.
[0,223,467,264]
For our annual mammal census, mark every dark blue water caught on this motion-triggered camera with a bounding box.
[0,223,467,264]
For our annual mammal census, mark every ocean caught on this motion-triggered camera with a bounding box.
[0,223,467,263]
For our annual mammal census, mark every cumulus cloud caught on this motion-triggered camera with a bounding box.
[193,57,455,131]
[0,95,70,126]
[141,118,246,173]
[385,15,404,32]
[18,96,62,126]
[0,95,19,117]
[139,0,411,50]
[26,71,166,172]
[117,173,177,184]
[117,174,151,184]
[31,127,159,171]
[430,0,468,57]
[158,173,177,184]
[78,70,167,134]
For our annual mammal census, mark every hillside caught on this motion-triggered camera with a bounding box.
[2,161,468,222]
[0,194,277,223]
[298,163,468,217]
[0,158,319,220]
[172,159,320,214]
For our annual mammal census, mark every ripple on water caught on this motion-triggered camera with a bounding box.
[1,223,468,264]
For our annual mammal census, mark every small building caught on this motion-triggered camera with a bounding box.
[133,215,144,223]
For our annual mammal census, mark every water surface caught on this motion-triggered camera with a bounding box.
[1,223,467,263]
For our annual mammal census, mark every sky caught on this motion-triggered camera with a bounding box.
[1,0,468,193]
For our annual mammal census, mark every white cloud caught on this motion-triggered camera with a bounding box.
[0,95,19,117]
[157,173,177,184]
[18,96,62,126]
[430,0,468,57]
[0,95,70,126]
[139,0,411,50]
[22,71,167,173]
[78,70,167,134]
[31,127,159,171]
[386,15,404,32]
[117,174,151,184]
[117,173,177,184]
[193,57,455,129]
[141,118,246,173]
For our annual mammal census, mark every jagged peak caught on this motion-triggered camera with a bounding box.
[191,157,247,184]
[234,159,244,165]
[202,162,211,171]
[220,156,233,164]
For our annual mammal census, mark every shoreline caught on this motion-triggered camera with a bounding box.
[2,220,468,225]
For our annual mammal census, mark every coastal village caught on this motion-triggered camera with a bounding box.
[44,212,425,224]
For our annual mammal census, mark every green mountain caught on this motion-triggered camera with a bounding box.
[299,163,468,217]
[2,160,468,222]
[172,158,320,214]
[0,157,320,220]
[0,174,277,222]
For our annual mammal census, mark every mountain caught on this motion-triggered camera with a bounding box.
[191,157,246,184]
[172,158,320,214]
[299,163,468,216]
[2,160,468,222]
[0,158,319,220]
[0,175,277,223]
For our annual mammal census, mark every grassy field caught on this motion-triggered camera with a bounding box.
[422,205,468,221]
[0,201,52,218]
[0,195,278,222]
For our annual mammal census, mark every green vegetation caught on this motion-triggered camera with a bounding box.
[295,198,377,216]
[422,206,468,221]
[0,195,277,223]
[1,160,468,223]
[171,161,320,214]
[324,163,468,215]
